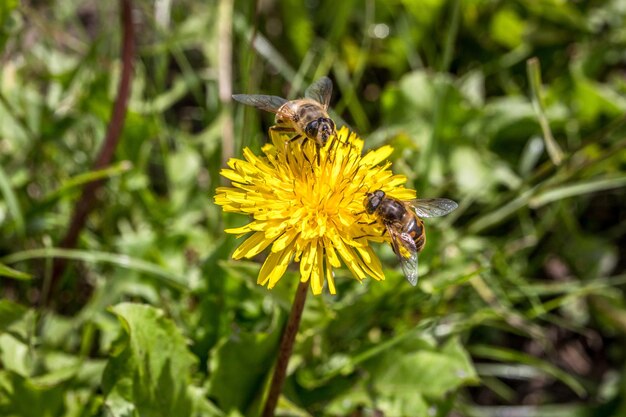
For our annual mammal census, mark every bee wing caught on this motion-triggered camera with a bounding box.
[409,198,458,218]
[304,77,333,109]
[388,226,420,286]
[232,94,287,113]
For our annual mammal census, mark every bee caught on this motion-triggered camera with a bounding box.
[365,190,458,286]
[232,77,336,148]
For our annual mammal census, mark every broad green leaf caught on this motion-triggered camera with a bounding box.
[0,0,18,54]
[323,380,373,415]
[0,300,35,344]
[490,8,526,49]
[0,0,18,24]
[573,74,626,124]
[0,334,30,376]
[377,393,430,417]
[369,337,478,400]
[451,146,490,195]
[0,371,66,417]
[0,300,28,333]
[206,319,283,415]
[0,301,33,376]
[102,303,199,417]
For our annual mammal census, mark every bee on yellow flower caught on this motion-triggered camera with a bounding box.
[215,127,415,295]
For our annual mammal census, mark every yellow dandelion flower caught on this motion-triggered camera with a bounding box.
[214,126,416,295]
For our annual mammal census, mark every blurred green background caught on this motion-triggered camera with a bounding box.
[1,0,626,416]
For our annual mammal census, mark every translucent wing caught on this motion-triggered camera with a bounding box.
[232,94,288,113]
[388,226,420,286]
[304,77,333,109]
[409,198,458,218]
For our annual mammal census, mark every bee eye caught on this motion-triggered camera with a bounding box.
[305,120,319,138]
[365,195,379,214]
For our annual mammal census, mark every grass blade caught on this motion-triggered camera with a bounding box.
[41,161,133,204]
[527,57,564,166]
[1,248,187,291]
[0,262,31,280]
[530,175,626,208]
[470,344,586,398]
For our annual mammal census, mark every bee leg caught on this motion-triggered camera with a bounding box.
[270,125,297,151]
[284,134,303,154]
[271,125,296,134]
[288,134,303,142]
[297,137,315,167]
[356,220,378,226]
[301,151,313,166]
[325,136,335,164]
[329,134,339,153]
[364,216,378,226]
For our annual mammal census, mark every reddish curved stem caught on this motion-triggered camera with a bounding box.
[262,280,308,417]
[50,0,135,290]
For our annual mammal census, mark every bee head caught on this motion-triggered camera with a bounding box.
[365,190,386,214]
[305,118,336,147]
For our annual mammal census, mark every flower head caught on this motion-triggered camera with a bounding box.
[215,127,415,295]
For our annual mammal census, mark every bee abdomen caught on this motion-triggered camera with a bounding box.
[414,233,426,252]
[405,216,425,252]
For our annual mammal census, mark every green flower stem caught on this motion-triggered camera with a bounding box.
[262,279,309,417]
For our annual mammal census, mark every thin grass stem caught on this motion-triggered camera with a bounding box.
[527,57,564,165]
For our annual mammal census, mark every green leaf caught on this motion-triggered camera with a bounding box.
[0,0,17,24]
[451,146,490,195]
[206,318,283,415]
[0,0,18,54]
[102,303,199,417]
[0,299,35,347]
[490,8,526,49]
[0,301,34,377]
[359,336,478,415]
[0,371,66,417]
[572,74,626,124]
[0,334,30,376]
[0,300,28,333]
[370,336,478,399]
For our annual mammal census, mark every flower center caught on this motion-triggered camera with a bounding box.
[291,178,346,239]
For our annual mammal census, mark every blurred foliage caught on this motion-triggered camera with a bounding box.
[1,0,626,416]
